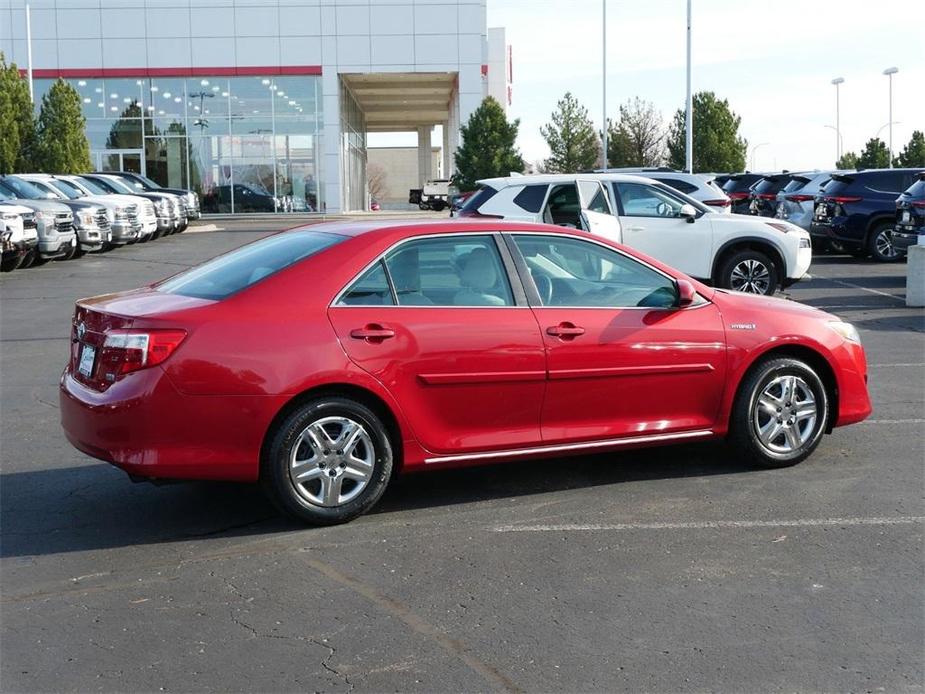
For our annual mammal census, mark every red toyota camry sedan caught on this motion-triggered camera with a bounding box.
[60,220,872,525]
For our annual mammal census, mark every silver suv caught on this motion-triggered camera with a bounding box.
[774,171,847,233]
[597,168,731,213]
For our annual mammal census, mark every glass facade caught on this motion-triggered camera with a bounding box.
[340,85,367,213]
[34,75,323,213]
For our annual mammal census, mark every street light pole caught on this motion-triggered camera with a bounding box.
[883,67,898,168]
[830,77,844,161]
[25,3,34,102]
[602,0,607,170]
[823,126,843,165]
[685,0,693,173]
[750,142,769,171]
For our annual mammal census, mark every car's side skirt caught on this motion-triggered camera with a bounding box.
[423,429,715,465]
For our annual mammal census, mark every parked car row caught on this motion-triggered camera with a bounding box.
[719,167,924,262]
[455,172,812,296]
[0,171,200,274]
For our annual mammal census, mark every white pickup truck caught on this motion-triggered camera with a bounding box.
[409,179,452,211]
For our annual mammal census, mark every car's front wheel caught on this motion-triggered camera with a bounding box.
[262,397,394,525]
[729,357,829,468]
[867,223,902,262]
[718,249,779,295]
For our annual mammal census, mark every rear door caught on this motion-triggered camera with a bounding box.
[576,179,622,242]
[609,181,713,278]
[328,233,546,455]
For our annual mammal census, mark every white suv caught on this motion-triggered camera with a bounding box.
[460,173,812,295]
[599,168,732,213]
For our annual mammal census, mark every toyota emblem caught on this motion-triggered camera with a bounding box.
[76,322,86,340]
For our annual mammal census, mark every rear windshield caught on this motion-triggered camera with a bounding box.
[821,177,852,196]
[721,174,761,193]
[903,178,925,198]
[158,230,344,300]
[753,176,791,194]
[460,185,498,212]
[782,176,811,193]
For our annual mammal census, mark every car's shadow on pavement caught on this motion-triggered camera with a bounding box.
[0,441,748,559]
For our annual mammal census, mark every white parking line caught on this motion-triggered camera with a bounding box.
[828,277,905,302]
[862,419,925,425]
[868,363,925,368]
[492,516,925,533]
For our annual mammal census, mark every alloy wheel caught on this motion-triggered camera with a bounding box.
[752,375,817,454]
[730,259,772,294]
[874,228,899,260]
[288,416,375,507]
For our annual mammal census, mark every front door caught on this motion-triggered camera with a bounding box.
[328,233,546,454]
[609,181,713,279]
[508,232,726,444]
[576,179,622,243]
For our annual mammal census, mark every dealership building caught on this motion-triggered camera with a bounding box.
[0,0,510,213]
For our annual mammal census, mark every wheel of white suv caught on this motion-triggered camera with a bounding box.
[718,249,779,295]
[729,357,828,468]
[866,222,902,263]
[261,397,394,525]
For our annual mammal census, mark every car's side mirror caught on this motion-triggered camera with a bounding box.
[676,279,697,307]
[680,203,697,222]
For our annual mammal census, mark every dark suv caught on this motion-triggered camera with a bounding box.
[748,173,802,217]
[811,168,924,262]
[721,173,764,214]
[892,173,925,255]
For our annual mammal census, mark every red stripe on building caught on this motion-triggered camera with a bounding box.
[20,66,323,79]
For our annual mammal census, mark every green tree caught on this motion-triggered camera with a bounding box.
[835,151,859,169]
[856,138,890,169]
[452,96,524,191]
[894,130,925,167]
[666,91,747,172]
[35,78,92,173]
[604,97,664,168]
[0,53,37,173]
[540,92,600,173]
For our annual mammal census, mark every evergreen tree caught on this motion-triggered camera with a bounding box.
[452,96,524,191]
[35,79,92,173]
[835,151,859,169]
[0,53,37,173]
[856,138,890,169]
[540,92,600,173]
[666,91,746,172]
[894,130,925,167]
[604,97,664,168]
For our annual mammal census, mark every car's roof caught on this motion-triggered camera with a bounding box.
[287,218,583,239]
[478,172,660,188]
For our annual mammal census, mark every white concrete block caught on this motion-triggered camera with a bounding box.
[369,4,413,35]
[235,5,279,37]
[190,7,235,37]
[414,4,456,33]
[146,37,192,67]
[147,8,186,38]
[414,34,458,64]
[371,35,413,65]
[190,37,236,67]
[235,36,279,66]
[103,37,146,67]
[336,5,369,34]
[280,37,323,65]
[105,9,147,39]
[279,5,322,35]
[58,38,103,69]
[906,245,925,307]
[336,35,370,65]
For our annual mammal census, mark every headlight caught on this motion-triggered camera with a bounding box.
[799,238,811,248]
[828,320,861,344]
[79,212,95,226]
[106,208,115,222]
[34,210,45,221]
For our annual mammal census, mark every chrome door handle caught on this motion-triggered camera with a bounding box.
[546,323,585,338]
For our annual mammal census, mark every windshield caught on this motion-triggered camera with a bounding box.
[158,231,345,300]
[77,177,114,195]
[50,179,85,199]
[133,174,161,190]
[1,176,47,199]
[99,177,135,194]
[28,180,64,199]
[0,186,16,202]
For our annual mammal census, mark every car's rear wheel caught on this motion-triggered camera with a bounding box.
[729,357,828,468]
[718,249,779,295]
[866,223,902,262]
[262,397,394,525]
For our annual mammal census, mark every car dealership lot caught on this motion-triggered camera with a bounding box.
[1,226,922,693]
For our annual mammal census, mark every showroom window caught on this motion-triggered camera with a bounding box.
[35,74,323,215]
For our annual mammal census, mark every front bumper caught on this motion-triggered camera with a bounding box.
[832,339,872,428]
[110,220,141,244]
[156,216,175,232]
[76,226,110,251]
[39,232,77,258]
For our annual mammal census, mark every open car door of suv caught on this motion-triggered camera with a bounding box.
[576,179,622,243]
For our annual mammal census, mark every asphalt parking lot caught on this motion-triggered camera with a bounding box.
[1,223,923,693]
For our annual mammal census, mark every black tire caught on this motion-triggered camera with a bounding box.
[728,357,829,468]
[1,254,23,272]
[717,249,779,296]
[30,255,49,267]
[866,222,902,263]
[56,244,78,261]
[19,250,36,269]
[261,397,394,525]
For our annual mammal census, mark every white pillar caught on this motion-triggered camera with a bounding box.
[417,126,432,187]
[907,245,925,308]
[442,122,451,180]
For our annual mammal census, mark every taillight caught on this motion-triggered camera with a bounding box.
[704,199,731,207]
[825,195,862,204]
[756,193,777,200]
[727,191,750,201]
[456,209,503,219]
[912,201,925,208]
[98,329,186,382]
[786,194,815,202]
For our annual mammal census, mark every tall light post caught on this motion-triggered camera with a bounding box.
[602,0,607,170]
[25,3,34,102]
[685,0,693,173]
[883,67,898,168]
[823,125,843,165]
[750,142,769,171]
[830,77,844,161]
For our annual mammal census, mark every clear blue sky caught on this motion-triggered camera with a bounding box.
[490,0,925,170]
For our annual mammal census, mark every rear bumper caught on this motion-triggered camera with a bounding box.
[59,367,282,482]
[892,227,923,253]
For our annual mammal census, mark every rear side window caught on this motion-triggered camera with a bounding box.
[159,230,344,300]
[902,178,925,197]
[660,178,698,194]
[864,172,905,193]
[513,184,548,213]
[459,185,498,212]
[339,261,394,305]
